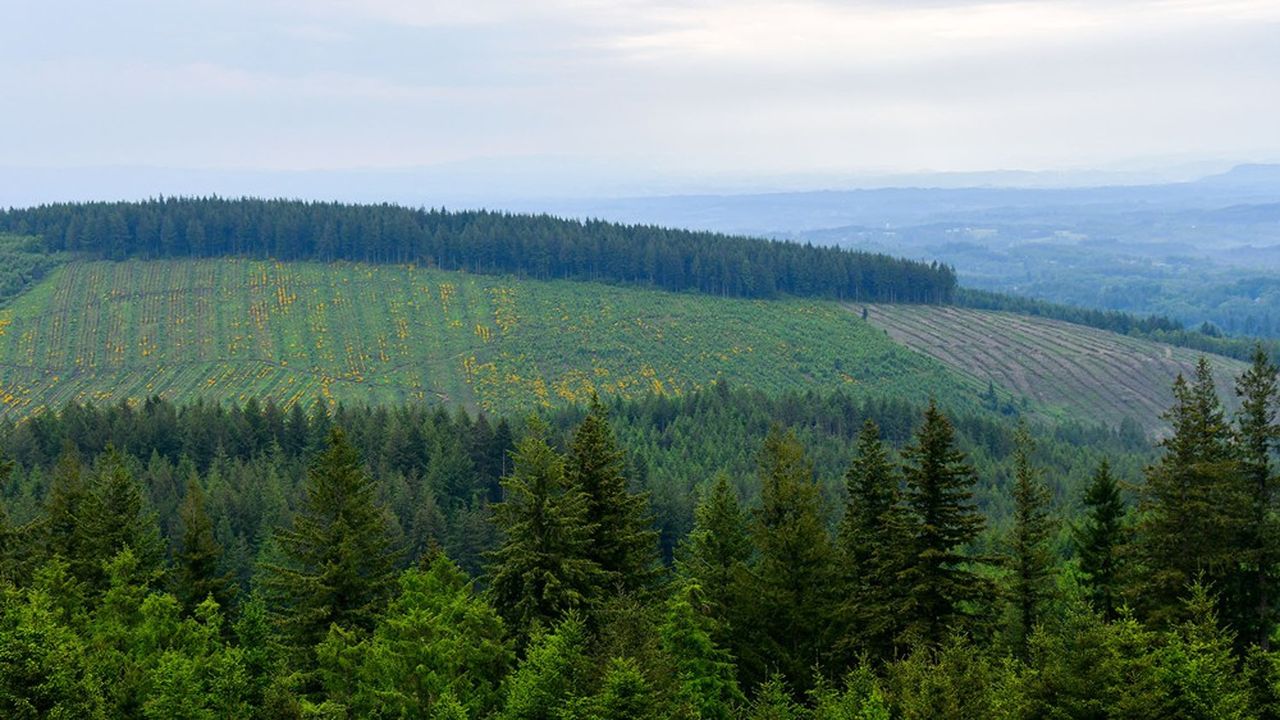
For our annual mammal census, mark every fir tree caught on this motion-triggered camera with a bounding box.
[566,397,661,595]
[262,427,400,666]
[677,472,752,654]
[1136,360,1245,627]
[897,401,990,648]
[1004,423,1055,659]
[1233,345,1280,649]
[174,476,237,614]
[1074,459,1127,621]
[487,419,604,638]
[747,426,836,692]
[837,419,906,662]
[659,582,744,720]
[42,443,89,568]
[80,447,164,592]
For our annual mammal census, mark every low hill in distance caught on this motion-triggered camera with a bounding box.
[0,258,978,418]
[863,303,1246,433]
[0,257,1245,436]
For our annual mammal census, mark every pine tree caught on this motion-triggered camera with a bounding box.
[262,427,400,665]
[1233,345,1280,649]
[676,471,751,649]
[1136,360,1245,626]
[174,476,237,614]
[897,401,990,648]
[837,419,906,662]
[566,397,661,595]
[747,426,836,692]
[1074,459,1127,621]
[487,418,604,638]
[1004,423,1055,659]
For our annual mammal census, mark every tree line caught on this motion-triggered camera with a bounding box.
[0,198,957,303]
[2,351,1279,716]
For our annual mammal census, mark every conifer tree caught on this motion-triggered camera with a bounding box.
[747,426,836,692]
[1136,360,1244,626]
[1233,345,1280,649]
[487,419,604,637]
[80,447,164,592]
[174,476,237,614]
[566,397,660,594]
[659,582,744,720]
[42,443,89,568]
[262,427,400,664]
[1004,423,1055,659]
[676,471,751,648]
[897,401,989,648]
[837,419,905,662]
[1074,459,1127,621]
[498,613,593,720]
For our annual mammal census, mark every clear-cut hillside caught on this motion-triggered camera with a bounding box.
[862,303,1247,433]
[0,259,979,418]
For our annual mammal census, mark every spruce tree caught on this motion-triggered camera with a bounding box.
[80,447,164,592]
[1233,345,1280,649]
[677,472,751,652]
[746,426,836,692]
[836,419,905,662]
[262,427,400,664]
[659,582,744,720]
[566,397,660,594]
[897,401,989,648]
[42,444,89,568]
[1136,360,1244,626]
[174,476,237,614]
[1004,424,1055,659]
[487,418,604,638]
[1074,459,1127,621]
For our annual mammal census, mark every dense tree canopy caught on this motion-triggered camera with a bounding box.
[0,198,958,303]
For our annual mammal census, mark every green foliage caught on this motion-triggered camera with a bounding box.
[0,258,977,419]
[1231,345,1280,649]
[836,420,906,662]
[659,583,744,720]
[80,449,164,593]
[1003,424,1055,658]
[745,675,806,720]
[0,584,106,719]
[317,555,513,718]
[897,401,991,648]
[1074,459,1128,621]
[498,613,592,720]
[676,472,751,651]
[744,426,836,691]
[1134,361,1245,626]
[566,397,660,594]
[262,428,400,664]
[173,476,236,614]
[0,198,955,302]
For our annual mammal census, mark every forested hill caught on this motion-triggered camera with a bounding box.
[0,197,956,303]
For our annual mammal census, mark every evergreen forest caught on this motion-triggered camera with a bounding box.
[1,352,1278,718]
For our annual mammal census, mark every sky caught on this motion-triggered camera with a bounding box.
[3,0,1280,201]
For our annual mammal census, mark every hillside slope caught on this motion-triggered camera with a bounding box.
[863,303,1247,432]
[0,259,978,418]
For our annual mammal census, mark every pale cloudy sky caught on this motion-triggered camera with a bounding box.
[3,0,1280,194]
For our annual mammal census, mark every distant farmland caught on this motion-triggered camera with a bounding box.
[0,259,977,417]
[862,303,1247,433]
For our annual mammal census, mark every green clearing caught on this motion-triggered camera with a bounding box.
[0,258,983,417]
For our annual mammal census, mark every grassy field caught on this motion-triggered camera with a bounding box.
[0,259,983,418]
[863,303,1247,432]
